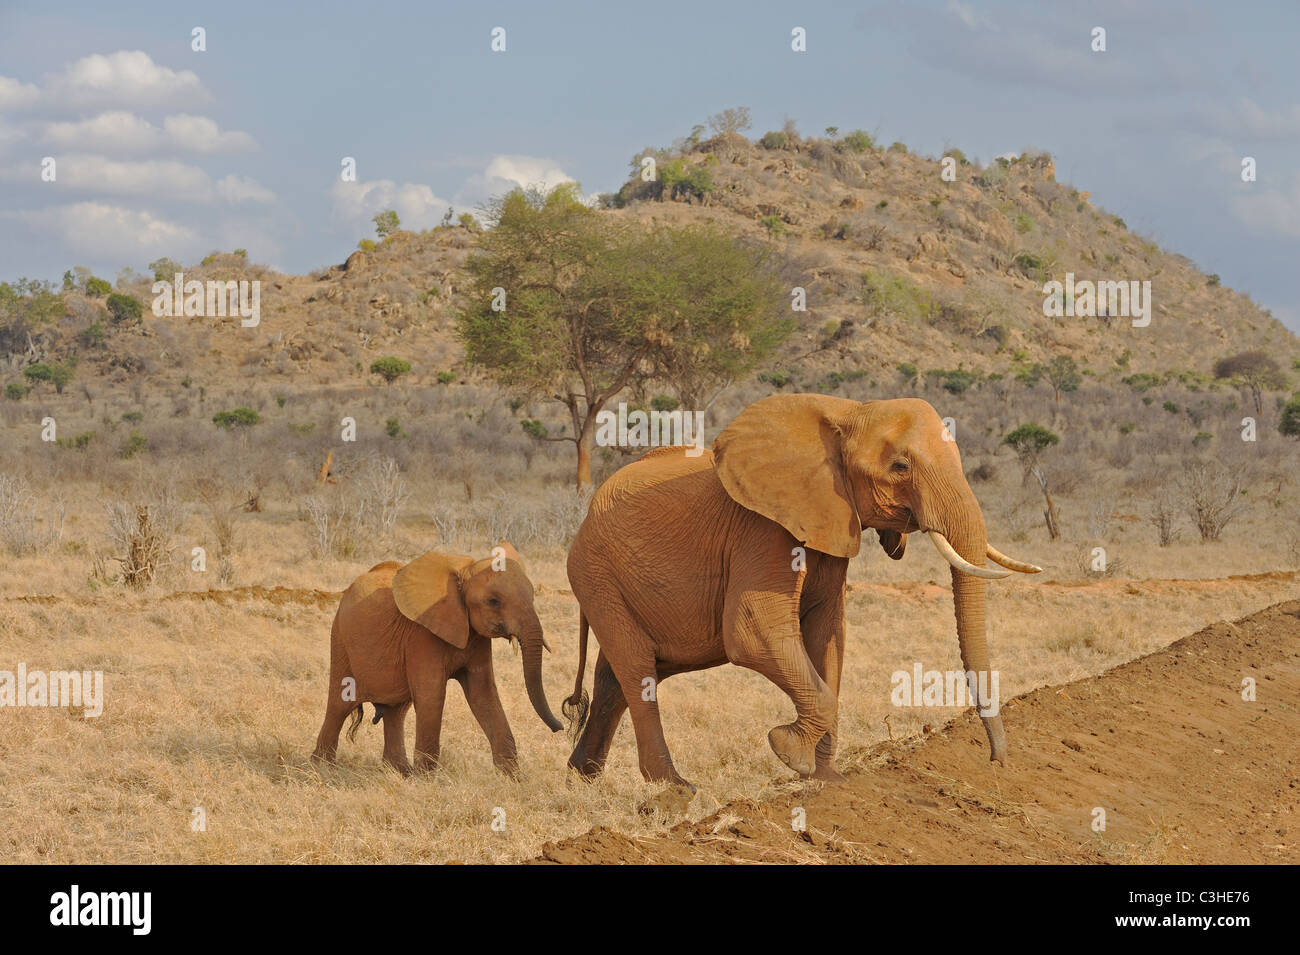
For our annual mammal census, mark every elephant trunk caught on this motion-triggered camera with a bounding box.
[519,622,563,733]
[938,502,1006,764]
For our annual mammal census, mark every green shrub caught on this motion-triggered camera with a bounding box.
[759,131,789,150]
[862,272,933,323]
[938,368,978,394]
[1121,372,1163,392]
[56,431,94,451]
[840,130,874,153]
[119,431,148,459]
[106,292,143,324]
[212,407,261,430]
[4,382,27,401]
[436,370,456,385]
[373,209,400,239]
[659,158,713,201]
[80,321,106,348]
[650,395,680,412]
[370,357,412,384]
[121,411,144,423]
[22,363,52,385]
[84,277,112,297]
[1280,397,1300,438]
[760,215,786,237]
[385,417,403,438]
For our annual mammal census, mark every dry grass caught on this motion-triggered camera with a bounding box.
[1,501,1295,863]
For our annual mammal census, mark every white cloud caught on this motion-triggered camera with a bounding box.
[8,201,198,260]
[1232,171,1300,239]
[0,75,40,110]
[453,154,580,209]
[216,174,274,203]
[45,51,205,110]
[0,153,214,200]
[162,114,256,153]
[946,0,996,31]
[1204,99,1300,141]
[41,111,256,154]
[330,178,450,232]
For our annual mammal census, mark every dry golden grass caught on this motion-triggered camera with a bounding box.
[2,495,1295,863]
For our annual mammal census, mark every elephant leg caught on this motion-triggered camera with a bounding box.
[411,680,448,772]
[568,650,628,779]
[800,590,848,782]
[380,701,412,776]
[311,665,355,765]
[580,600,691,788]
[724,589,836,779]
[456,656,520,779]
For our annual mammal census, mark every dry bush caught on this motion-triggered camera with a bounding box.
[0,473,64,556]
[1147,489,1180,547]
[428,486,592,554]
[194,478,239,585]
[1178,463,1246,542]
[105,490,185,588]
[302,456,409,558]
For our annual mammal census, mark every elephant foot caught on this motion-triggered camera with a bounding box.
[810,764,847,783]
[495,758,522,781]
[309,750,335,768]
[768,724,817,777]
[384,755,414,777]
[636,784,695,817]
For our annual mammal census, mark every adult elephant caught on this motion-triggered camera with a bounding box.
[562,394,1040,788]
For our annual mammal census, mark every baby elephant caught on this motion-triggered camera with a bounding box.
[312,543,562,778]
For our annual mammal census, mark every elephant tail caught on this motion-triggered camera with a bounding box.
[345,703,365,743]
[561,612,591,741]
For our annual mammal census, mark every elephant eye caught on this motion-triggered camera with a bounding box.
[487,596,503,608]
[891,460,910,473]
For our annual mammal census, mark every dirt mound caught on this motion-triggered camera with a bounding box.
[535,599,1300,864]
[163,585,340,610]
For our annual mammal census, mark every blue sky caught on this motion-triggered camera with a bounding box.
[1,0,1297,330]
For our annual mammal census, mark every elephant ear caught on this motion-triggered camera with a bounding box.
[392,552,475,648]
[491,539,524,572]
[878,529,907,560]
[713,393,863,558]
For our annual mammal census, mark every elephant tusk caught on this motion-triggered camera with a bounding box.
[542,635,553,654]
[510,635,520,655]
[986,543,1043,574]
[927,531,1012,580]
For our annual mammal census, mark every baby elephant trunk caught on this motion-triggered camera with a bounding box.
[519,625,563,733]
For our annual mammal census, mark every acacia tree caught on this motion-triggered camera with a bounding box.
[1043,355,1081,406]
[1212,351,1288,414]
[1004,423,1061,540]
[458,184,791,487]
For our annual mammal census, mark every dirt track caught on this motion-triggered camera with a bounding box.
[535,599,1300,864]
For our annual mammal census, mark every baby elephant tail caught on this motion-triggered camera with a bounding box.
[561,611,591,742]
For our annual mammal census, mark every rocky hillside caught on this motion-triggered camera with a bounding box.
[9,128,1298,401]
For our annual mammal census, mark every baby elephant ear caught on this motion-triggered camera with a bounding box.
[491,539,524,571]
[393,552,475,648]
[713,393,864,558]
